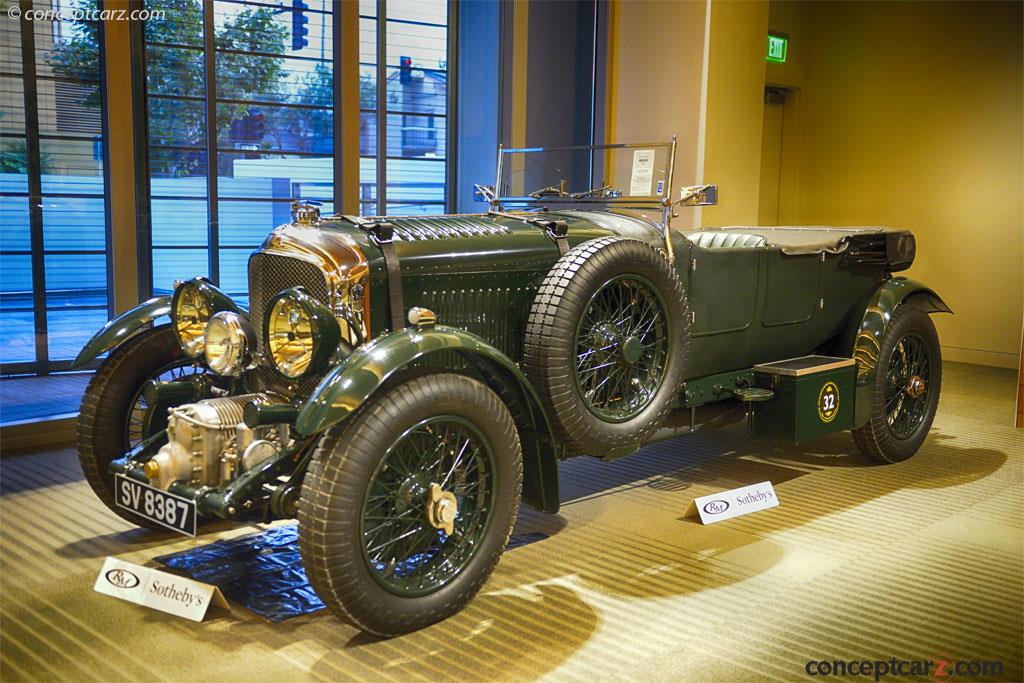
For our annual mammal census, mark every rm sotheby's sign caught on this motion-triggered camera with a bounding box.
[693,481,779,524]
[94,557,228,622]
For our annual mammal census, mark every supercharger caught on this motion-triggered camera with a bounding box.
[146,393,287,490]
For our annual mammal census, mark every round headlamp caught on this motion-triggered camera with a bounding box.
[171,278,241,358]
[204,311,256,376]
[265,288,339,380]
[172,280,213,357]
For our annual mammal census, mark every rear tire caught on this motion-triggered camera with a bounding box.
[852,306,941,463]
[298,373,523,636]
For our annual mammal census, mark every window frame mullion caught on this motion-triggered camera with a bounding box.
[202,3,220,284]
[376,0,387,215]
[445,0,457,213]
[18,0,49,375]
[130,12,154,299]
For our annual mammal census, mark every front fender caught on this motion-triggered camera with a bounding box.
[850,277,952,426]
[71,296,173,368]
[296,325,561,513]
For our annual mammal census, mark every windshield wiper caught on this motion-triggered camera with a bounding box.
[568,184,619,200]
[528,185,563,199]
[528,177,567,199]
[528,181,621,200]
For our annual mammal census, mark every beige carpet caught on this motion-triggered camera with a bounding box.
[1,361,1021,682]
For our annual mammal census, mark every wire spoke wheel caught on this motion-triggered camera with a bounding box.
[524,237,688,456]
[574,274,669,422]
[361,416,496,597]
[884,333,931,440]
[852,305,941,463]
[299,373,522,636]
[125,362,208,448]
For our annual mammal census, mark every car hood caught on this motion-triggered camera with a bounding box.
[316,209,667,278]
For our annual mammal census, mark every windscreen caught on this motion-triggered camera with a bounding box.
[496,142,674,207]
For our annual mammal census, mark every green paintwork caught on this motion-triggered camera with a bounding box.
[330,214,950,444]
[330,214,895,389]
[328,211,666,352]
[681,368,756,407]
[295,324,561,513]
[848,277,951,427]
[751,362,856,442]
[680,240,883,379]
[82,205,949,521]
[71,295,172,368]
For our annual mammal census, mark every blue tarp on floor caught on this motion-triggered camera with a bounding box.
[154,524,550,622]
[155,524,324,622]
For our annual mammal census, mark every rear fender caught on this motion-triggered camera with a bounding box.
[849,278,952,426]
[71,296,173,368]
[296,326,561,513]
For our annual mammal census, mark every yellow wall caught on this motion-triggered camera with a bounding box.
[609,0,1022,368]
[607,0,770,228]
[606,0,708,229]
[775,1,1023,368]
[765,0,809,89]
[700,0,770,226]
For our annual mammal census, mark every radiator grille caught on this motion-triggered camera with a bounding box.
[420,287,536,361]
[248,252,331,355]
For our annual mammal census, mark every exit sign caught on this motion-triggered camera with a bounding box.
[767,33,788,63]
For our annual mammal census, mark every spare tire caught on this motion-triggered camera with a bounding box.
[523,236,689,456]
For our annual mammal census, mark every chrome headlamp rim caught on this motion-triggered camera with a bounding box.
[264,287,340,381]
[204,311,256,376]
[171,277,242,358]
[171,279,211,357]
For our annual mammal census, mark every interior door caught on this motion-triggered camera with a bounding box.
[758,87,787,226]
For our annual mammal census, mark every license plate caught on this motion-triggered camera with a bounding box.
[115,475,197,536]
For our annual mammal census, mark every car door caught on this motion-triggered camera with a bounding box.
[762,251,822,326]
[679,239,763,378]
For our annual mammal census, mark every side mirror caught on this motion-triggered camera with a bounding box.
[677,184,718,207]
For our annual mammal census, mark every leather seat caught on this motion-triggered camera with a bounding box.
[686,231,767,249]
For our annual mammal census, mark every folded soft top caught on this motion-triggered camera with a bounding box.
[692,226,903,255]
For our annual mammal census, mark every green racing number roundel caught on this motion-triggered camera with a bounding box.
[818,381,840,423]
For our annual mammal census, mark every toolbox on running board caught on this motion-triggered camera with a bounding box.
[750,355,856,442]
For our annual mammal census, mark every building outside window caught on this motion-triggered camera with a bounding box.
[0,0,111,421]
[143,0,338,302]
[0,0,451,424]
[359,0,448,216]
[141,0,451,299]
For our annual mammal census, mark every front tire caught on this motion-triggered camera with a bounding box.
[298,373,523,636]
[76,325,205,528]
[852,305,942,463]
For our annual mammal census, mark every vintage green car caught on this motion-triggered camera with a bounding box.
[74,141,949,635]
